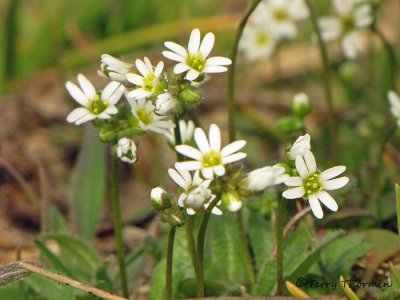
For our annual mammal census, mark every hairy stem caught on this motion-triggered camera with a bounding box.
[166,226,176,300]
[111,157,128,298]
[305,0,338,161]
[276,198,287,296]
[227,0,263,142]
[185,215,197,273]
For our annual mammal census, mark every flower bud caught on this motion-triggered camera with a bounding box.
[116,138,137,164]
[178,85,201,105]
[291,93,311,118]
[221,190,242,212]
[99,127,118,143]
[241,165,288,192]
[277,116,303,133]
[155,92,178,115]
[150,187,167,210]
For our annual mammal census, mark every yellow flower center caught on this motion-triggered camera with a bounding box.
[256,32,269,46]
[136,108,153,125]
[341,14,355,33]
[143,74,156,92]
[202,150,222,168]
[273,8,289,21]
[303,172,322,196]
[186,53,206,72]
[88,94,108,115]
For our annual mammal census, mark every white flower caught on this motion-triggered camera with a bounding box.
[126,57,164,99]
[318,0,373,59]
[221,190,242,212]
[168,168,221,215]
[288,133,311,160]
[282,151,349,219]
[388,91,400,127]
[98,54,134,83]
[253,0,309,39]
[66,74,124,125]
[165,120,195,145]
[242,165,289,192]
[155,92,178,115]
[128,98,175,134]
[163,28,232,81]
[116,138,137,164]
[175,124,247,179]
[239,24,279,62]
[151,187,167,208]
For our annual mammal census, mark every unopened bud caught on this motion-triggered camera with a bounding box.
[291,93,311,118]
[151,187,167,210]
[221,190,242,212]
[178,85,201,105]
[99,127,117,143]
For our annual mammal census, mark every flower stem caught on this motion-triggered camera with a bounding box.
[111,157,128,298]
[196,198,219,297]
[227,0,263,142]
[174,114,184,161]
[236,210,256,291]
[166,226,176,300]
[276,198,287,296]
[305,0,338,161]
[185,215,197,273]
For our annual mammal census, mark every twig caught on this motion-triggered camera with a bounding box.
[19,262,127,300]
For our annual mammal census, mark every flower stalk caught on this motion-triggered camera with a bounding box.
[166,226,176,300]
[305,0,338,161]
[111,157,128,298]
[276,197,287,296]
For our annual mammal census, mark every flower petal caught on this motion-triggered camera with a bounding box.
[194,128,210,154]
[282,186,305,199]
[320,166,346,181]
[209,124,221,151]
[188,28,201,54]
[222,152,246,164]
[295,155,309,178]
[176,145,202,160]
[284,177,303,187]
[220,140,246,157]
[322,176,349,190]
[135,59,149,76]
[205,56,232,66]
[185,69,200,81]
[309,194,324,219]
[175,161,202,171]
[154,61,164,76]
[213,165,225,177]
[75,113,96,125]
[316,191,338,212]
[203,66,228,73]
[304,151,316,174]
[199,32,215,58]
[67,107,90,123]
[162,50,185,62]
[164,41,188,56]
[174,63,191,74]
[201,167,214,179]
[168,168,189,190]
[211,207,223,215]
[102,81,121,100]
[65,82,89,107]
[77,74,96,99]
[126,73,144,86]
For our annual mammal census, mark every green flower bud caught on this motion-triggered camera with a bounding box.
[221,190,242,212]
[277,116,303,133]
[178,85,201,105]
[291,93,311,118]
[99,127,118,143]
[151,187,167,210]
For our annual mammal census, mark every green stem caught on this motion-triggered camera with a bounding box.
[276,198,287,296]
[111,157,128,298]
[196,198,219,297]
[185,216,197,273]
[235,210,256,291]
[227,0,263,142]
[174,115,184,161]
[166,226,176,300]
[305,0,338,161]
[372,25,398,89]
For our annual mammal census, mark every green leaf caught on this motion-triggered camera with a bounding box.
[207,213,246,284]
[69,126,106,239]
[0,283,29,300]
[25,273,75,300]
[396,184,400,239]
[178,278,227,298]
[44,234,101,281]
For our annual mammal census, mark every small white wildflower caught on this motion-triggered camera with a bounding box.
[116,138,137,164]
[98,54,134,83]
[66,74,124,125]
[155,92,178,115]
[151,187,167,209]
[126,57,164,99]
[165,120,195,145]
[318,0,373,59]
[282,151,349,219]
[239,24,279,62]
[242,165,289,192]
[253,0,309,39]
[163,28,232,81]
[221,190,242,212]
[128,98,175,134]
[175,124,247,179]
[388,90,400,127]
[168,168,221,215]
[288,133,311,160]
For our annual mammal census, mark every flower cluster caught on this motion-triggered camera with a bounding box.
[318,0,373,59]
[240,0,309,61]
[65,28,231,166]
